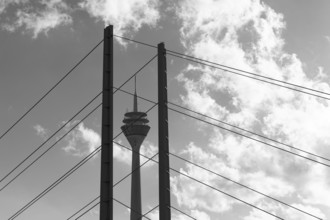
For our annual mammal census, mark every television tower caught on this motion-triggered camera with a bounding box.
[121,77,150,220]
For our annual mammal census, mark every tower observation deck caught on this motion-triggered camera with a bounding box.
[121,85,150,220]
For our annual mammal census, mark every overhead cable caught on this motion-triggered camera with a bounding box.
[170,107,330,168]
[166,50,330,97]
[0,92,102,185]
[113,34,330,100]
[170,206,196,220]
[66,196,99,220]
[168,101,330,163]
[170,168,284,220]
[112,198,152,220]
[170,153,323,220]
[0,40,103,142]
[0,103,102,192]
[168,53,330,101]
[74,201,100,220]
[8,145,101,220]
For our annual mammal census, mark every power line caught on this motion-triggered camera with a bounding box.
[169,153,323,220]
[0,92,102,185]
[169,107,330,168]
[170,168,285,220]
[8,145,101,220]
[113,153,158,188]
[168,53,330,101]
[170,206,196,220]
[113,34,157,49]
[112,198,152,220]
[8,104,158,219]
[113,54,157,93]
[66,196,99,220]
[168,101,330,163]
[0,103,102,192]
[166,50,330,97]
[74,201,100,220]
[113,34,330,100]
[143,205,159,218]
[0,40,104,142]
[114,87,330,168]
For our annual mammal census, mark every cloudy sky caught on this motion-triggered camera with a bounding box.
[0,0,330,219]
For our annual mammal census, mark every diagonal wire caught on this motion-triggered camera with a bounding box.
[170,206,196,220]
[168,101,330,163]
[0,103,102,192]
[113,34,157,49]
[113,54,157,94]
[170,167,285,220]
[169,107,330,168]
[168,53,330,101]
[113,34,330,99]
[113,153,158,188]
[66,196,99,220]
[169,153,323,220]
[8,145,101,220]
[113,198,152,220]
[0,92,102,185]
[166,50,330,97]
[74,201,99,219]
[143,205,159,217]
[0,39,103,142]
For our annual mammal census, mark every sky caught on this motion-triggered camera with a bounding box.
[0,0,330,219]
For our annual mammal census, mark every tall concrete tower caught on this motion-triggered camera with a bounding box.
[121,82,150,220]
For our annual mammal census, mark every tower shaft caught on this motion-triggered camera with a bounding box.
[131,145,142,220]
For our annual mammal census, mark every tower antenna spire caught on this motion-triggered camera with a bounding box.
[134,76,138,112]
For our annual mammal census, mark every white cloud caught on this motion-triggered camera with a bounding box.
[79,0,160,42]
[62,122,100,157]
[301,165,330,206]
[172,0,330,218]
[33,124,48,139]
[2,0,72,38]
